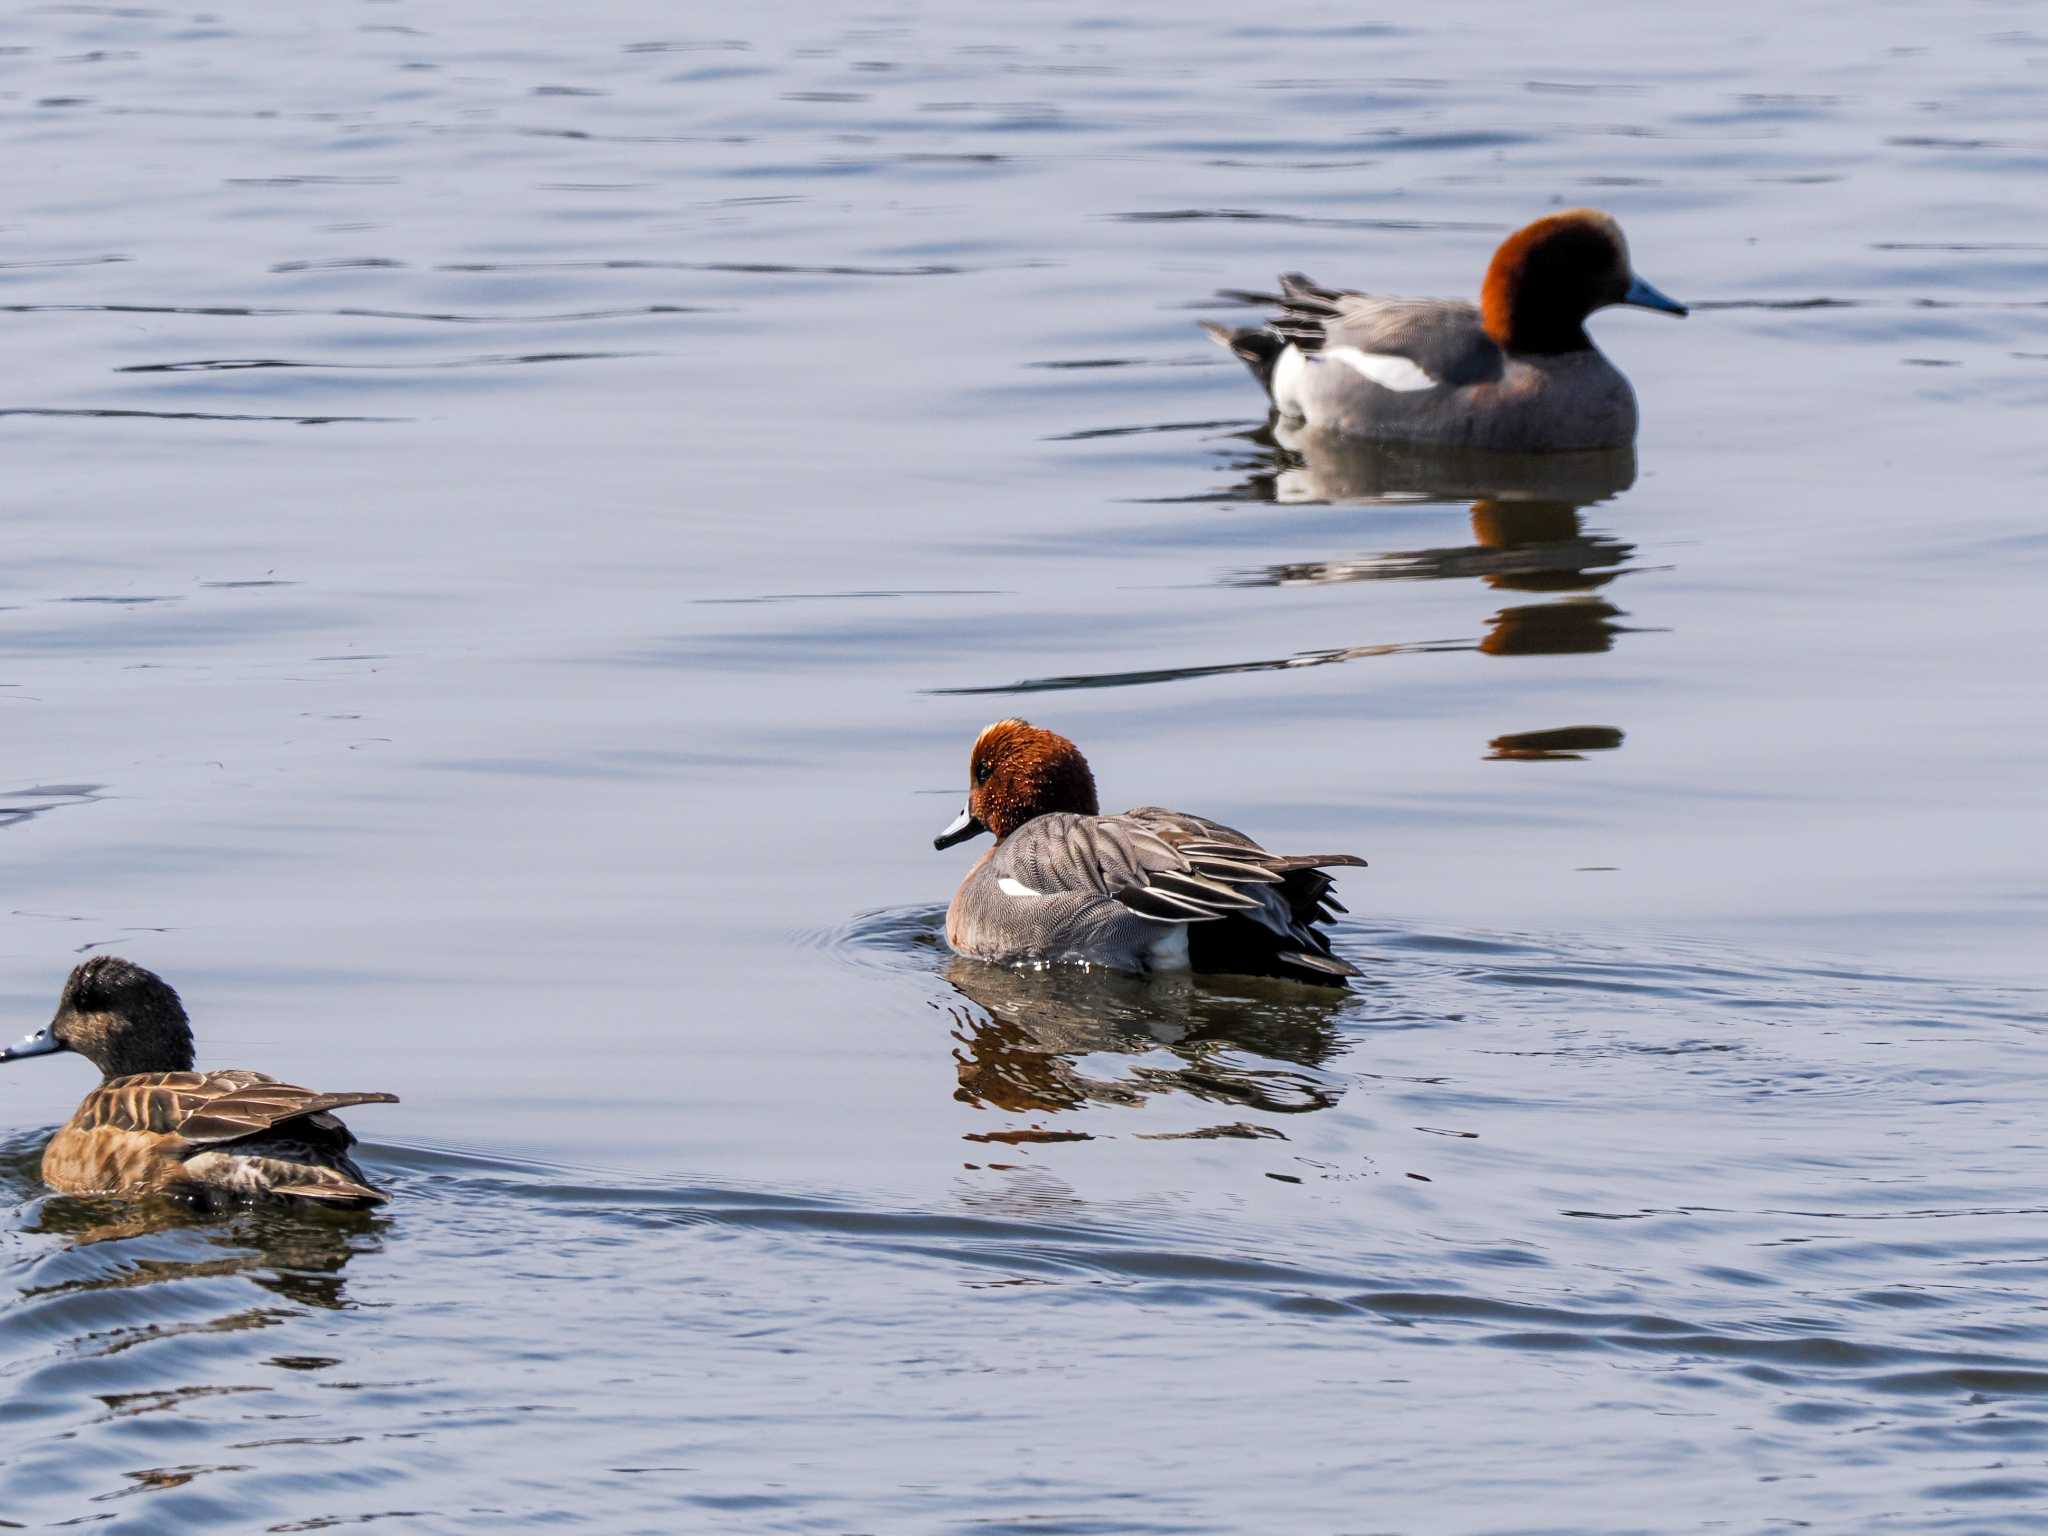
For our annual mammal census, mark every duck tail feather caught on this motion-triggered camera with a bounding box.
[1280,949,1361,980]
[1278,272,1343,309]
[271,1180,388,1207]
[1200,320,1288,396]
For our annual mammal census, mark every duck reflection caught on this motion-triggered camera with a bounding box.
[1242,499,1631,597]
[1487,725,1625,761]
[1220,422,1637,509]
[938,432,1653,755]
[1228,488,1644,659]
[4,1133,377,1313]
[946,957,1350,1119]
[1481,595,1629,656]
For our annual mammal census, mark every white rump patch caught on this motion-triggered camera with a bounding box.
[1271,343,1308,419]
[997,876,1040,898]
[1326,346,1438,392]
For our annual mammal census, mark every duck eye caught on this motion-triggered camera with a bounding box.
[974,760,992,785]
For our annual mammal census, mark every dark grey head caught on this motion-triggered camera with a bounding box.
[1,956,196,1080]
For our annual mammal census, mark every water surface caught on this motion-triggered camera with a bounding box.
[1,1,2045,1530]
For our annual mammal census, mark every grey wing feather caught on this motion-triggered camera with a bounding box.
[974,810,1366,979]
[996,815,1190,913]
[1113,808,1364,927]
[1120,809,1367,972]
[1273,275,1503,387]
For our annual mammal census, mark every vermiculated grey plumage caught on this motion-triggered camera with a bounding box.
[950,808,1364,984]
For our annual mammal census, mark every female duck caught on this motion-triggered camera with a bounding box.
[0,956,398,1207]
[1204,208,1686,452]
[933,720,1366,983]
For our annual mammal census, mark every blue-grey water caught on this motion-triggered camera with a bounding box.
[2,1,2045,1531]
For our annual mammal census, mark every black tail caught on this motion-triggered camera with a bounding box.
[1200,320,1288,400]
[1186,862,1364,987]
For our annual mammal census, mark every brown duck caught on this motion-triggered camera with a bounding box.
[1,956,398,1208]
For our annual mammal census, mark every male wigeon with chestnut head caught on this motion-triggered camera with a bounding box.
[933,720,1367,984]
[1203,209,1685,452]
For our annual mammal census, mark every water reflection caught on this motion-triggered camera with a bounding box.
[3,1135,378,1314]
[1486,725,1626,761]
[1232,440,1654,754]
[1468,500,1630,593]
[1481,595,1631,656]
[1212,423,1637,508]
[0,782,107,832]
[945,958,1351,1121]
[944,431,1657,763]
[1234,499,1633,596]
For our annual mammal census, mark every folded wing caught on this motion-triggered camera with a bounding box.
[1206,274,1504,400]
[1274,276,1503,388]
[176,1082,401,1146]
[996,810,1367,982]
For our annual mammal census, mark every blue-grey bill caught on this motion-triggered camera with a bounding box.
[1621,273,1687,316]
[0,1027,61,1064]
[934,805,985,850]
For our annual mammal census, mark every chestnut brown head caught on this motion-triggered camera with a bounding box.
[1,955,196,1080]
[1479,209,1686,354]
[933,719,1100,848]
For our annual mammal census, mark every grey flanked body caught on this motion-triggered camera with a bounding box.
[935,720,1367,984]
[1267,295,1636,452]
[946,808,1360,981]
[1204,210,1685,452]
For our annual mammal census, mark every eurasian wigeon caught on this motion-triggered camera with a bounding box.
[1,956,398,1208]
[933,720,1367,983]
[1204,208,1685,452]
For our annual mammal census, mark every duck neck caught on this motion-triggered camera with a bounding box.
[1480,237,1606,355]
[1482,276,1594,353]
[104,1036,195,1079]
[1494,309,1592,355]
[78,1014,196,1079]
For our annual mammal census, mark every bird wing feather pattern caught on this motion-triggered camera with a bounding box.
[981,809,1367,979]
[1272,276,1504,388]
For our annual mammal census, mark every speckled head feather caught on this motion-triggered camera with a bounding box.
[1480,209,1634,354]
[49,956,196,1079]
[967,719,1100,841]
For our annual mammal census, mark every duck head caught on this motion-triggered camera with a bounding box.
[1,956,196,1079]
[934,719,1100,849]
[1480,208,1686,355]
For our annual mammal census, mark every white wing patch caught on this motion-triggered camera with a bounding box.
[1325,346,1438,393]
[997,876,1040,898]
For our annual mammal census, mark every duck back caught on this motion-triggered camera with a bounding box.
[44,1069,397,1208]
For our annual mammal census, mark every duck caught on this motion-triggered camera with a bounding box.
[1203,208,1686,452]
[0,956,398,1208]
[933,720,1367,984]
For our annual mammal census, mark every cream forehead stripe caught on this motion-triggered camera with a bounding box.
[1571,207,1626,254]
[973,718,1030,752]
[1325,346,1437,392]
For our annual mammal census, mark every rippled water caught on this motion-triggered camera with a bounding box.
[2,1,2045,1530]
